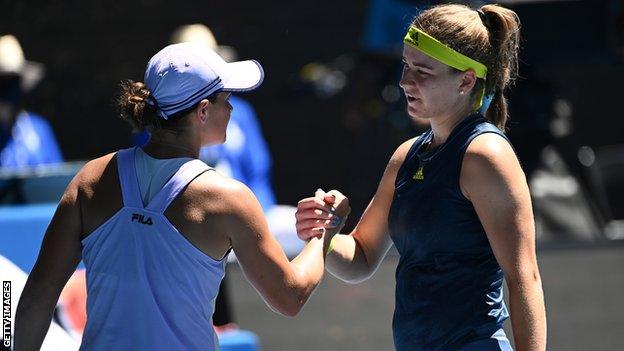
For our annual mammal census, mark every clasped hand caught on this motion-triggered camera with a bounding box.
[295,188,350,241]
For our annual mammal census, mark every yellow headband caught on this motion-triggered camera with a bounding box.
[403,26,487,79]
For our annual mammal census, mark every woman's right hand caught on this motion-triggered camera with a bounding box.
[295,189,351,241]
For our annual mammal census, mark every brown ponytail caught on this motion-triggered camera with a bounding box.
[480,5,521,130]
[411,4,521,130]
[117,80,159,130]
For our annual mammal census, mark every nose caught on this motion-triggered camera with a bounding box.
[399,70,413,90]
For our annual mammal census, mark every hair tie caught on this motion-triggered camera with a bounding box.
[145,96,156,107]
[476,9,491,30]
[145,95,167,118]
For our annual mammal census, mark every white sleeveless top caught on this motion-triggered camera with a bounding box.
[134,147,194,205]
[80,147,225,351]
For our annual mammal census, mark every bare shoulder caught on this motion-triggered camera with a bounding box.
[75,153,117,185]
[62,152,116,200]
[463,133,520,175]
[187,170,260,215]
[186,170,266,243]
[388,137,418,172]
[461,133,526,199]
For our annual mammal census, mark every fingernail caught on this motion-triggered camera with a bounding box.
[331,216,342,226]
[330,206,337,213]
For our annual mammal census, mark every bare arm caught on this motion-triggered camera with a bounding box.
[14,170,84,351]
[222,180,349,317]
[296,139,414,283]
[461,133,547,351]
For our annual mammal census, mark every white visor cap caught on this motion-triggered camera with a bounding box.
[144,42,264,119]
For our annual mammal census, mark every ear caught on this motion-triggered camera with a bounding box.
[195,99,211,123]
[459,70,477,94]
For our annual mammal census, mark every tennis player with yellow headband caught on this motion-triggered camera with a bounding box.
[296,3,546,350]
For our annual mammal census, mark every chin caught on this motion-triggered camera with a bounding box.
[202,138,225,147]
[205,133,227,145]
[406,104,430,119]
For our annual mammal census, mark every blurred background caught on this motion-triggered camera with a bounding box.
[1,0,623,350]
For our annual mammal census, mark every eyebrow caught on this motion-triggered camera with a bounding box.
[402,57,434,70]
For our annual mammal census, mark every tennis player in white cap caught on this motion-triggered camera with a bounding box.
[14,43,350,351]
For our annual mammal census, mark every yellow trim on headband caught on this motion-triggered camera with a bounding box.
[404,26,487,79]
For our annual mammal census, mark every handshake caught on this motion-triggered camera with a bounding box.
[295,188,351,241]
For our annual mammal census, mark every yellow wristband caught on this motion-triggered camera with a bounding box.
[327,235,337,255]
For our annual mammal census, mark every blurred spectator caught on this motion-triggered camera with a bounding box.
[0,254,78,350]
[361,0,417,55]
[0,34,62,169]
[506,65,558,180]
[58,269,87,338]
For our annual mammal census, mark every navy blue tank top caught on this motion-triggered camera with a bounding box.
[388,114,510,350]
